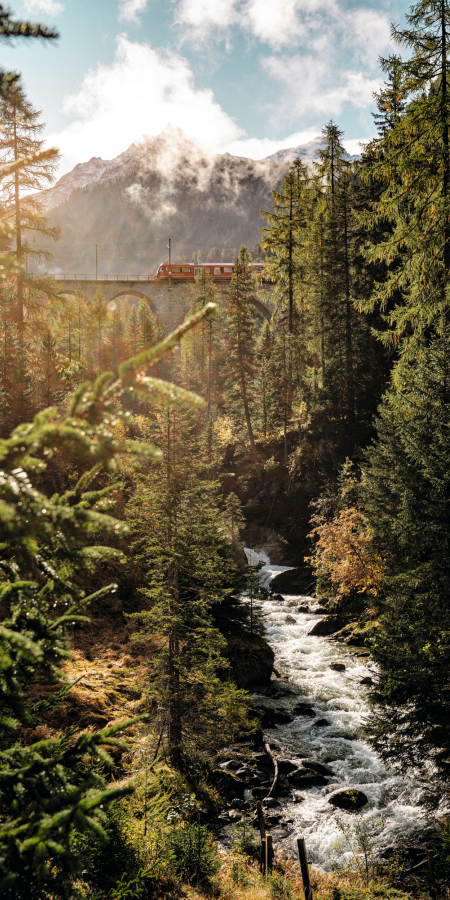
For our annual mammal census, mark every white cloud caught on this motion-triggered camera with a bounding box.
[346,8,391,65]
[47,36,244,175]
[118,0,150,23]
[174,0,239,40]
[23,0,64,14]
[242,0,338,49]
[263,52,383,123]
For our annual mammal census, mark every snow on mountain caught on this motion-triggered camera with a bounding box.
[262,136,325,165]
[36,157,110,211]
[262,135,360,166]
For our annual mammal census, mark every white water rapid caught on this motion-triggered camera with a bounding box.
[243,548,432,871]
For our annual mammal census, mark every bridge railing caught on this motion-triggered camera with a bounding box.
[54,274,154,282]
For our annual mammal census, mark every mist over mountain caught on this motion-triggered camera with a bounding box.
[34,126,346,275]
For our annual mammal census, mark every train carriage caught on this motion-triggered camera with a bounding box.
[155,262,266,282]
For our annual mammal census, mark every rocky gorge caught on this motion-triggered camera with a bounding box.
[213,550,444,872]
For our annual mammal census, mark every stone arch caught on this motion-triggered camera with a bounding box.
[56,286,158,316]
[250,297,271,321]
[106,289,157,314]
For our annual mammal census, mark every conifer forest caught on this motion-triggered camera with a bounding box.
[2,1,450,898]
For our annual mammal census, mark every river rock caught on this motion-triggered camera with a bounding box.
[293,702,316,717]
[312,718,331,728]
[328,789,368,811]
[252,786,269,798]
[228,810,243,820]
[292,792,305,802]
[308,615,345,636]
[230,799,250,810]
[330,662,346,672]
[297,605,310,613]
[277,759,299,775]
[288,769,328,787]
[225,633,275,689]
[219,759,244,771]
[259,708,294,728]
[360,676,373,686]
[215,770,246,797]
[273,594,285,602]
[301,759,335,776]
[251,752,272,770]
[270,566,314,595]
[263,797,281,809]
[285,615,297,624]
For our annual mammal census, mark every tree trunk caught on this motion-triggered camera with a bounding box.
[13,96,23,349]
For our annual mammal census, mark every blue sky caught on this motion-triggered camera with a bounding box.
[3,0,410,176]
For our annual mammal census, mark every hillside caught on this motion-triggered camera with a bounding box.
[34,125,289,276]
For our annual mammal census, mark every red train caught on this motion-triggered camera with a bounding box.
[155,262,266,282]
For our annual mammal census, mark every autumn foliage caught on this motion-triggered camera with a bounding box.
[309,505,388,601]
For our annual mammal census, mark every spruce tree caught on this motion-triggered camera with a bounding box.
[0,305,215,897]
[126,413,247,768]
[224,246,259,460]
[360,0,450,357]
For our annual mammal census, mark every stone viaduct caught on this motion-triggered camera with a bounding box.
[53,277,273,331]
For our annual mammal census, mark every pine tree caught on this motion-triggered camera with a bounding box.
[359,339,450,777]
[224,246,259,460]
[0,81,60,346]
[126,412,248,768]
[360,0,450,357]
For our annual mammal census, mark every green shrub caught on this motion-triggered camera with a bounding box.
[167,822,220,885]
[73,803,140,892]
[268,871,294,900]
[231,814,259,856]
[230,857,250,886]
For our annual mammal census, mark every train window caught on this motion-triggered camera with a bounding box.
[172,267,181,272]
[254,267,262,272]
[182,266,191,273]
[214,267,221,275]
[194,267,201,277]
[223,267,233,273]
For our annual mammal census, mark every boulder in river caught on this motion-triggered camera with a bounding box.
[259,708,294,728]
[277,759,299,775]
[308,616,345,636]
[285,615,297,624]
[297,605,310,613]
[252,786,269,798]
[301,759,335,776]
[312,718,331,728]
[360,676,373,686]
[225,633,274,688]
[263,797,281,809]
[273,594,285,602]
[328,789,368,811]
[293,703,316,717]
[270,566,315,595]
[288,769,328,787]
[330,662,346,672]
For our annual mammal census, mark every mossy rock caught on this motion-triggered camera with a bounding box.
[328,788,368,810]
[225,633,274,689]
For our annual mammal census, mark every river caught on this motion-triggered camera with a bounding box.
[243,548,434,871]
